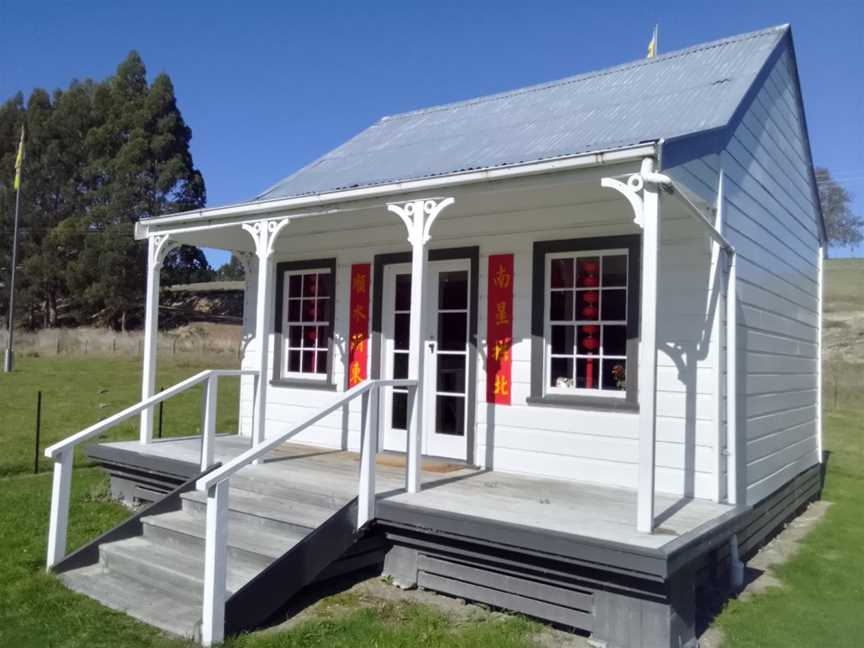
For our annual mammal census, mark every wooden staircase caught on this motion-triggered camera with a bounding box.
[59,474,364,640]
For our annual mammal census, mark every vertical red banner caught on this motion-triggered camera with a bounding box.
[348,264,371,387]
[486,254,514,405]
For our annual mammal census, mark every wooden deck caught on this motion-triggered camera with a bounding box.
[93,435,733,555]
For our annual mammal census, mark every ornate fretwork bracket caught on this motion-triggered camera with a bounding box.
[387,197,455,246]
[242,218,291,259]
[601,173,647,228]
[150,234,179,269]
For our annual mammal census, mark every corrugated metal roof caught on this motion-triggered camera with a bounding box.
[257,25,787,202]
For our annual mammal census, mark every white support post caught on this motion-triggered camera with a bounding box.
[637,159,660,534]
[201,480,229,646]
[242,219,290,456]
[358,385,379,527]
[140,234,176,444]
[387,198,454,494]
[726,251,742,505]
[46,450,73,568]
[710,170,726,503]
[201,375,218,471]
[816,244,824,464]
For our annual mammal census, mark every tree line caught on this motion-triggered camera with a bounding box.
[0,52,240,332]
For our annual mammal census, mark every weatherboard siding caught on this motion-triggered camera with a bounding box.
[237,191,718,498]
[667,43,821,506]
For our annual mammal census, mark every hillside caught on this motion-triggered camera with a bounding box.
[824,258,864,361]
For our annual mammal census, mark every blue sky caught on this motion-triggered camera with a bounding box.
[2,1,862,264]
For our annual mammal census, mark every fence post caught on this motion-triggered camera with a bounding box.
[34,391,42,474]
[46,450,73,568]
[201,375,218,471]
[201,480,229,646]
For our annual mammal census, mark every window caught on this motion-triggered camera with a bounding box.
[274,259,336,386]
[531,236,640,408]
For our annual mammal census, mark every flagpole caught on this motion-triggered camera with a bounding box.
[4,142,23,373]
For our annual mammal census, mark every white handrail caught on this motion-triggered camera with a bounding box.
[198,377,417,646]
[44,369,258,459]
[44,368,258,570]
[195,378,417,491]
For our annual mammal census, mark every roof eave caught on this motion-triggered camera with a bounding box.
[135,142,658,238]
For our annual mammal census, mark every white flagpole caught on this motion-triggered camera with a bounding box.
[4,129,24,373]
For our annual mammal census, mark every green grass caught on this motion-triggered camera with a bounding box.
[0,355,241,478]
[715,408,864,647]
[0,356,545,648]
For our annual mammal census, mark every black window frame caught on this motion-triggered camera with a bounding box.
[529,235,641,411]
[272,258,338,390]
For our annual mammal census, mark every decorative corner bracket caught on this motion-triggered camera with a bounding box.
[387,197,455,247]
[242,218,292,259]
[150,234,179,269]
[601,174,646,228]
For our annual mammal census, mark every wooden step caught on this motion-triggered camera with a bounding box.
[61,564,202,639]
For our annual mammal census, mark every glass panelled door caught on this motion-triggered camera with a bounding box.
[381,259,471,460]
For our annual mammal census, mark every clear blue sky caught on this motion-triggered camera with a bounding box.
[2,1,862,264]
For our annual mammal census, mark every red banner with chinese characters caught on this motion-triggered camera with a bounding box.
[486,254,514,405]
[348,264,371,387]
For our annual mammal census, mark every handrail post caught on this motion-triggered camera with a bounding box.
[201,375,218,471]
[358,384,379,527]
[46,450,73,568]
[201,480,229,646]
[405,384,421,493]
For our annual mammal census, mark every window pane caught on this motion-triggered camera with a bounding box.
[395,274,412,311]
[439,271,468,310]
[438,312,467,351]
[316,298,329,322]
[577,358,600,389]
[302,350,315,373]
[303,273,318,297]
[549,291,573,321]
[603,359,627,391]
[316,351,328,374]
[303,326,317,347]
[317,326,330,347]
[576,290,599,320]
[288,325,301,348]
[437,354,466,394]
[394,313,410,350]
[603,255,627,287]
[576,258,600,287]
[391,391,408,430]
[393,352,409,379]
[550,357,574,388]
[577,325,600,355]
[316,272,330,296]
[436,395,465,436]
[550,258,573,288]
[603,325,627,356]
[601,289,627,321]
[288,274,302,297]
[302,298,316,321]
[288,350,301,372]
[287,299,301,322]
[550,325,574,355]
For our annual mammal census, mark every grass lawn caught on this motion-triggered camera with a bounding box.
[0,355,861,647]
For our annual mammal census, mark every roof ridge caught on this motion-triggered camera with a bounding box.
[378,24,789,124]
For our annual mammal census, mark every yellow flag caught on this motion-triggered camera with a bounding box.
[647,25,658,59]
[13,127,25,191]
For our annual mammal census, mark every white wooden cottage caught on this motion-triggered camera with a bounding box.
[44,24,825,648]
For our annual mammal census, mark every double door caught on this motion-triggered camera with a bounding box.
[380,259,472,460]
